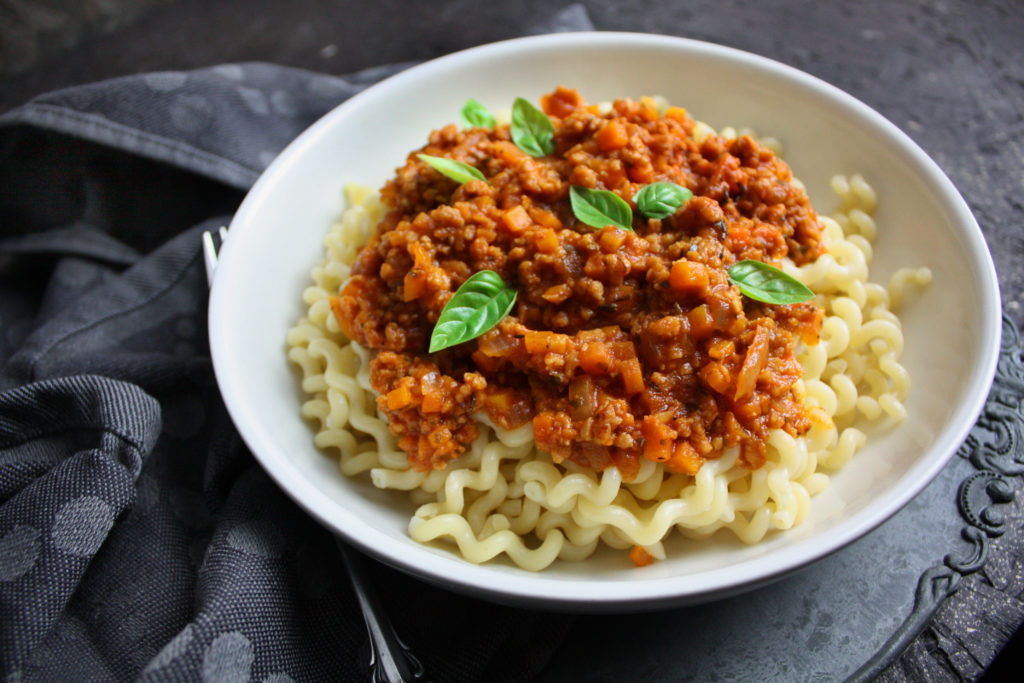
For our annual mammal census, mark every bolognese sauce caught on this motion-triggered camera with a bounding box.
[330,87,825,477]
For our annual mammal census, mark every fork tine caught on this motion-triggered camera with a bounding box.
[203,226,230,287]
[202,231,219,287]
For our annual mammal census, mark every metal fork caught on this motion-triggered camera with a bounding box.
[203,227,425,683]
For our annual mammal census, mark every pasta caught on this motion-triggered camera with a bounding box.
[286,96,930,570]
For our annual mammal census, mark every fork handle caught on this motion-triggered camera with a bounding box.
[335,538,426,682]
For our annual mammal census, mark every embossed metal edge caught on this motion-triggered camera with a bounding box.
[846,315,1024,682]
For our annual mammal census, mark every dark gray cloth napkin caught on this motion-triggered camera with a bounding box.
[0,6,591,682]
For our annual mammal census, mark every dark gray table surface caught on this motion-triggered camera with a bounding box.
[2,1,1022,681]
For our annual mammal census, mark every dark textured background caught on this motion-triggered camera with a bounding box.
[2,0,1022,680]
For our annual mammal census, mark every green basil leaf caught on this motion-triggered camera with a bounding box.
[460,98,496,128]
[416,154,486,184]
[569,186,633,231]
[429,270,518,353]
[510,97,555,157]
[635,182,693,220]
[727,259,815,305]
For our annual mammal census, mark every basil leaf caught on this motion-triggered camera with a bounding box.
[727,259,815,305]
[510,97,555,157]
[429,270,518,353]
[635,182,693,220]
[460,98,496,128]
[569,186,633,231]
[416,154,486,184]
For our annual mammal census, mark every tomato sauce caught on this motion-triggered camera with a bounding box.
[331,87,825,475]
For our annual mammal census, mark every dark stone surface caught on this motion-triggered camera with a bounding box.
[2,0,1022,680]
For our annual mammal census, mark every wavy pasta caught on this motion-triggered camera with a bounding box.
[287,159,929,571]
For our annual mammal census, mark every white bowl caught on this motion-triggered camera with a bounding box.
[209,32,1001,611]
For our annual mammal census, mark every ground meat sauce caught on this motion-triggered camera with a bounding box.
[331,87,826,477]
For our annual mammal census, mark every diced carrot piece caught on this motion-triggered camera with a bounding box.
[403,270,427,301]
[540,86,583,118]
[701,360,732,395]
[596,121,629,151]
[669,260,710,296]
[621,357,644,396]
[687,305,715,340]
[542,284,572,304]
[523,331,568,354]
[728,222,750,246]
[641,415,676,462]
[665,106,688,123]
[609,341,635,359]
[421,395,444,414]
[385,381,415,410]
[579,342,612,375]
[629,545,654,567]
[502,205,531,234]
[665,440,703,475]
[598,227,628,253]
[638,96,659,120]
[607,342,643,393]
[408,241,432,270]
[523,331,547,354]
[533,229,559,254]
[707,339,735,360]
[495,140,526,164]
[627,164,654,184]
[527,207,563,229]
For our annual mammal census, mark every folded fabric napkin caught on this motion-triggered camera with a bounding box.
[0,6,592,682]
